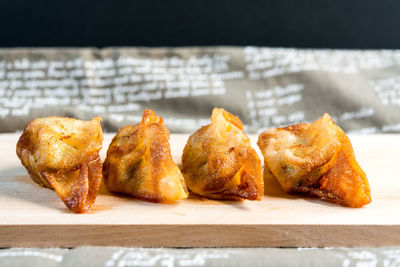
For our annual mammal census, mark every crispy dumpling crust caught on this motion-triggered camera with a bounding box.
[182,108,264,200]
[103,109,188,202]
[257,113,371,207]
[16,116,103,213]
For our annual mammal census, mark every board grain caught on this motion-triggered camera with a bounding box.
[0,133,399,247]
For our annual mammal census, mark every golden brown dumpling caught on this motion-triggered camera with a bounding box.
[182,108,264,200]
[103,109,188,202]
[257,113,371,208]
[16,117,103,213]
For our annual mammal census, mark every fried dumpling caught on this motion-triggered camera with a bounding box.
[182,108,264,200]
[257,113,371,207]
[16,117,103,213]
[103,109,188,202]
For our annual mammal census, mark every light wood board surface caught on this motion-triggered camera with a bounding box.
[0,133,399,247]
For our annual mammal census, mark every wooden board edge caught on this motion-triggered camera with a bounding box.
[1,224,399,248]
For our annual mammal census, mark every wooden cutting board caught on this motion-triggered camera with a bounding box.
[0,133,399,248]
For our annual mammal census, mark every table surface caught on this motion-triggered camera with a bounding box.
[0,133,399,247]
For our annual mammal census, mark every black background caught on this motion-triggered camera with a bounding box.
[0,0,399,48]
